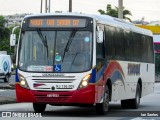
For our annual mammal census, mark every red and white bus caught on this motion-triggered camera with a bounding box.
[10,13,155,115]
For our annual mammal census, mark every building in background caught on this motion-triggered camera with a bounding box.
[4,13,31,27]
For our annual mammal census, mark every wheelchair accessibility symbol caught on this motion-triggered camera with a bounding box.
[54,65,61,72]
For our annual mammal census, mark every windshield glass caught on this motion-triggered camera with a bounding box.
[19,30,92,72]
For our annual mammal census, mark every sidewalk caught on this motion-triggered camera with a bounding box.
[0,83,15,89]
[0,83,16,105]
[0,96,16,105]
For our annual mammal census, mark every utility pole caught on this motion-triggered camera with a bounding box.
[48,0,51,13]
[69,0,72,12]
[40,0,43,13]
[118,0,123,19]
[45,0,48,13]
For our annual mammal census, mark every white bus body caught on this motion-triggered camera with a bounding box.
[12,13,154,114]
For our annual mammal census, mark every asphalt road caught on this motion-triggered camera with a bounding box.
[0,75,15,86]
[0,75,15,89]
[0,83,160,120]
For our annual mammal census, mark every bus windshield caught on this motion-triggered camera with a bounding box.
[18,30,92,72]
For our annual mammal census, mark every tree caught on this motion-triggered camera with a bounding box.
[0,16,6,38]
[98,4,132,22]
[0,16,15,55]
[0,16,6,27]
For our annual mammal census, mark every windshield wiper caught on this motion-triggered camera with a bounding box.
[62,29,77,62]
[69,52,79,70]
[37,29,49,57]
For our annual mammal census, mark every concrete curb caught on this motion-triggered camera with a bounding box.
[0,99,16,105]
[0,85,15,90]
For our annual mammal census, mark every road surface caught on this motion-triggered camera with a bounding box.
[0,83,160,120]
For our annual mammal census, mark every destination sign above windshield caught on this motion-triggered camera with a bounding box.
[29,18,87,28]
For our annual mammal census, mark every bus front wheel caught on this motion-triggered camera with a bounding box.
[96,85,109,115]
[33,103,46,113]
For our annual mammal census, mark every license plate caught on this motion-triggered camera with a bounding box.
[47,94,59,97]
[56,85,74,89]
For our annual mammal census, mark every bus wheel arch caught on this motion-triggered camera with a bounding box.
[106,79,112,101]
[95,79,111,115]
[138,78,142,98]
[121,79,142,109]
[129,80,141,109]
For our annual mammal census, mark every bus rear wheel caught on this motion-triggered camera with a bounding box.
[121,83,141,109]
[96,85,109,115]
[130,83,141,109]
[33,103,46,113]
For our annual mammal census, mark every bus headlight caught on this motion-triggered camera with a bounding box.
[79,74,91,89]
[18,74,30,89]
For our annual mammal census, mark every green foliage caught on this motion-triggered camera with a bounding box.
[0,27,13,55]
[0,16,20,55]
[0,16,6,27]
[98,4,132,22]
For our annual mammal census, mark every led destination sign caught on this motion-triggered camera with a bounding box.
[29,18,87,28]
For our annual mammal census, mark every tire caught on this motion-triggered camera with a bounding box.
[121,83,141,109]
[33,103,46,113]
[130,83,141,109]
[121,99,130,109]
[4,74,10,83]
[96,85,109,115]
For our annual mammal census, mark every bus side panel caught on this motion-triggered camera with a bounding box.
[118,61,155,99]
[139,63,155,97]
[105,61,126,101]
[95,60,126,103]
[95,60,154,102]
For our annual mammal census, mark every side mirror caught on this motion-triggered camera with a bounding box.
[10,34,16,46]
[97,31,103,43]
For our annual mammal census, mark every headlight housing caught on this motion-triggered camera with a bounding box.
[79,74,91,89]
[18,74,30,89]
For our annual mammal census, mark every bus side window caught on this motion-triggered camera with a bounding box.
[104,26,116,60]
[96,42,105,71]
[96,25,105,71]
[124,30,133,61]
[115,28,125,60]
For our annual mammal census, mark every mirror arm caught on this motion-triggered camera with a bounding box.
[12,26,20,34]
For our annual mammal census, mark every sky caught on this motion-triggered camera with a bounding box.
[0,0,160,22]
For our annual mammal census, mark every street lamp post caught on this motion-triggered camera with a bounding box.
[49,0,51,13]
[45,0,48,13]
[118,0,123,19]
[40,0,43,13]
[69,0,72,12]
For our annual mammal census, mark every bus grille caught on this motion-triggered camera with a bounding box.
[34,94,72,102]
[32,75,76,83]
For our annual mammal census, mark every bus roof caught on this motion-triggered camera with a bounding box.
[24,13,153,36]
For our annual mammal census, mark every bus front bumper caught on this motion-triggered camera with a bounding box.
[16,84,95,105]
